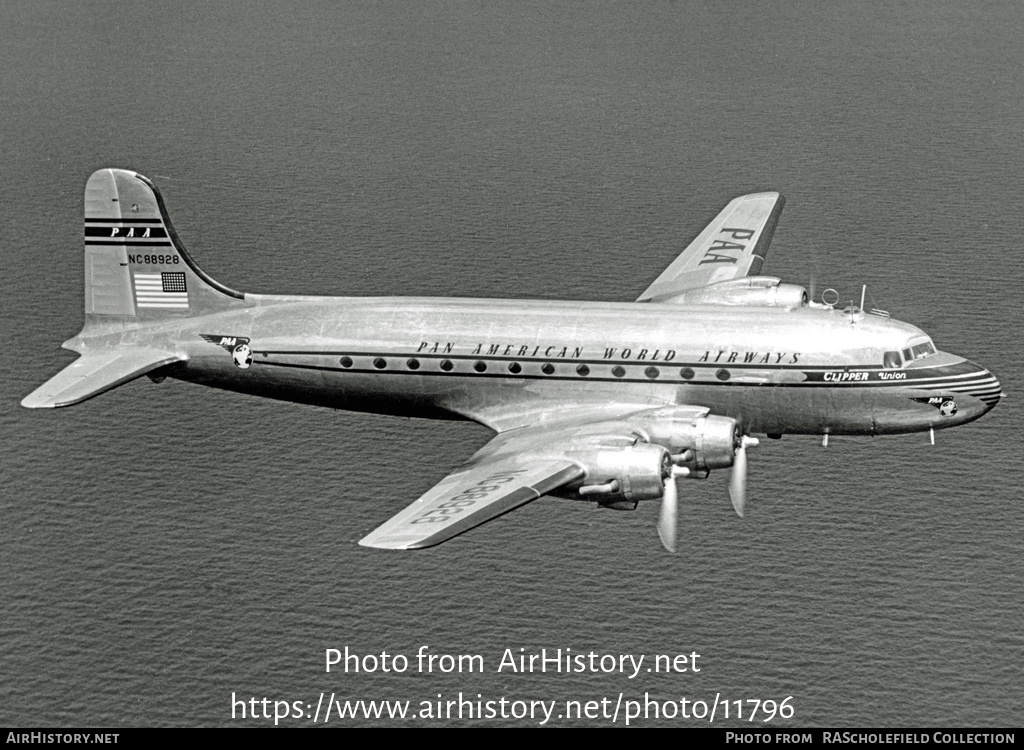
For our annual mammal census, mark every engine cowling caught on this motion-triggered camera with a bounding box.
[658,277,808,308]
[634,410,741,474]
[572,442,670,504]
[686,415,741,472]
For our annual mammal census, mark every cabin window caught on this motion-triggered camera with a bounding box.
[507,362,522,374]
[440,359,454,371]
[611,366,626,378]
[340,356,353,368]
[680,367,695,380]
[474,361,487,372]
[541,363,555,375]
[373,357,387,369]
[576,364,590,376]
[645,366,660,379]
[883,351,902,369]
[716,368,731,381]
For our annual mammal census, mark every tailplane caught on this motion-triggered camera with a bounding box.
[21,348,182,409]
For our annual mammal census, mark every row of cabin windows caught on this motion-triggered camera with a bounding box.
[338,357,734,381]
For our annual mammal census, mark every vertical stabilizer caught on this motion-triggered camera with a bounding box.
[82,169,248,326]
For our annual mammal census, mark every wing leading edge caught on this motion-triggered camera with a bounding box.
[636,192,785,303]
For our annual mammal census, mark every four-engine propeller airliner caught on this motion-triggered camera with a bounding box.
[22,169,1002,551]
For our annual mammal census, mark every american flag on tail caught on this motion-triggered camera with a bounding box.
[134,272,189,309]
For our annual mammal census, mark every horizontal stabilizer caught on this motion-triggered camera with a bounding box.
[21,348,184,409]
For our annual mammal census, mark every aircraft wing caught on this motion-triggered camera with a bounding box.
[359,403,716,550]
[636,192,785,302]
[358,447,585,550]
[21,348,184,409]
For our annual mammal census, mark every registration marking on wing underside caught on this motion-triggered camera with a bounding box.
[359,462,584,550]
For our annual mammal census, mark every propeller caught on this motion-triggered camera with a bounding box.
[658,465,688,553]
[728,435,759,518]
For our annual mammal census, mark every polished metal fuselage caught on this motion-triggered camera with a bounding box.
[92,293,1000,437]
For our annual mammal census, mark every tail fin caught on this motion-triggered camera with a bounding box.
[83,168,248,323]
[22,169,249,409]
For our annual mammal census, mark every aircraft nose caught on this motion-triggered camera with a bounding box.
[962,362,1003,410]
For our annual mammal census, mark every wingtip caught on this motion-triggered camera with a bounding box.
[358,534,422,550]
[737,191,785,206]
[20,393,57,409]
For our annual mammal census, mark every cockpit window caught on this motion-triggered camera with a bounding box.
[902,340,936,362]
[883,351,902,369]
[911,342,935,359]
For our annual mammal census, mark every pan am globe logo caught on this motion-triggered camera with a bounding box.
[914,395,959,417]
[232,344,253,369]
[199,334,253,369]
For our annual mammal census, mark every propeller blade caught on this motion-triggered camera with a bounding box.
[729,436,758,518]
[658,476,678,553]
[729,445,747,517]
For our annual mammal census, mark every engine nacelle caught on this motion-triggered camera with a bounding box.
[658,277,808,308]
[571,442,669,503]
[636,411,741,473]
[686,415,740,471]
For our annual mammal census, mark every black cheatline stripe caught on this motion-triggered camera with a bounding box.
[83,218,164,224]
[910,382,996,392]
[255,349,990,381]
[896,371,994,381]
[85,240,173,247]
[254,351,991,384]
[805,373,993,386]
[254,360,982,390]
[900,373,995,384]
[945,379,999,388]
[810,375,994,388]
[941,383,1001,393]
[85,228,167,237]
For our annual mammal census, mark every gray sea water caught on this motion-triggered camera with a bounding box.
[2,0,1022,727]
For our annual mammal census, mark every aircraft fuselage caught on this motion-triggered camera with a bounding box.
[75,294,999,437]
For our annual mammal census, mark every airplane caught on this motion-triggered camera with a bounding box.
[22,169,1003,551]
